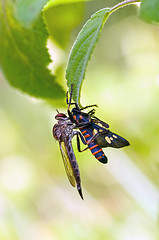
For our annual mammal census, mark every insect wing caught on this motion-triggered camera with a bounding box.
[92,118,109,129]
[59,142,76,187]
[90,118,129,148]
[95,130,130,148]
[105,131,130,148]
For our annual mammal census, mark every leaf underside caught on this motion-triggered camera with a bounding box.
[66,0,159,105]
[66,8,110,104]
[0,0,65,100]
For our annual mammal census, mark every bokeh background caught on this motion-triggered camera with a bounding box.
[0,0,159,239]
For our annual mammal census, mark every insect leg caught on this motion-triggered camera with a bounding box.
[67,84,75,110]
[73,131,87,145]
[87,109,96,115]
[76,133,89,152]
[80,104,98,110]
[68,109,74,122]
[85,132,101,145]
[66,90,69,104]
[73,131,89,152]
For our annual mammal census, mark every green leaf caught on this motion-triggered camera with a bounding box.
[66,8,111,104]
[0,0,65,100]
[15,0,48,26]
[44,0,88,9]
[65,1,140,104]
[140,0,159,23]
[43,0,85,48]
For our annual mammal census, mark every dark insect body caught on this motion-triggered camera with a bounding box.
[67,86,130,163]
[53,113,85,199]
[80,127,107,163]
[53,85,130,199]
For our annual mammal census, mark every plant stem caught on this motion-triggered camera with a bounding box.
[110,0,141,15]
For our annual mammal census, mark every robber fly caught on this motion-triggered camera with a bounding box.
[67,85,130,163]
[53,112,87,199]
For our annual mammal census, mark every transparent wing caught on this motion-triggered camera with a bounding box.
[59,142,76,187]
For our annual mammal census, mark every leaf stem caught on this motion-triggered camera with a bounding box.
[110,0,141,15]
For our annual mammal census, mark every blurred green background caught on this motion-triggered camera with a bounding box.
[0,0,159,239]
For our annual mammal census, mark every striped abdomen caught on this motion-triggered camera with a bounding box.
[81,129,107,164]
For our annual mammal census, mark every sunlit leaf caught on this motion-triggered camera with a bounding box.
[43,0,85,48]
[15,0,47,26]
[0,0,65,100]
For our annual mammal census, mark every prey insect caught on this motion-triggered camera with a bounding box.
[53,112,86,199]
[67,86,130,163]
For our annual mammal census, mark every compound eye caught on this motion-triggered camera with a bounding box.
[55,113,67,120]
